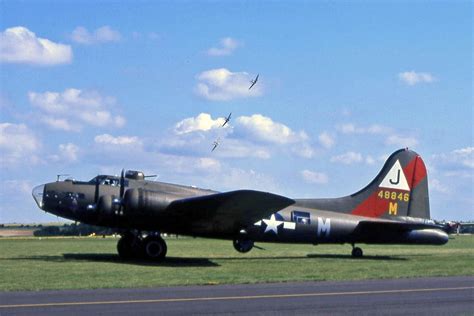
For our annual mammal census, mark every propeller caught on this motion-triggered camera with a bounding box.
[119,169,125,199]
[94,175,100,205]
[115,169,126,215]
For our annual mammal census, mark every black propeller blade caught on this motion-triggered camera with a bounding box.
[120,169,125,199]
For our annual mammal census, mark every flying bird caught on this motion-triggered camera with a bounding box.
[249,74,259,90]
[222,112,232,127]
[211,138,220,152]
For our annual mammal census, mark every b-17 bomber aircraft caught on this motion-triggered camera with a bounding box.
[32,149,448,261]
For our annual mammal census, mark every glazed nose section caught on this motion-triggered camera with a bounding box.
[32,184,45,209]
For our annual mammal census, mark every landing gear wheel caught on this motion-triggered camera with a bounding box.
[143,236,167,261]
[233,238,254,253]
[117,233,142,260]
[351,247,363,258]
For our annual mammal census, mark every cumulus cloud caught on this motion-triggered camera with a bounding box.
[29,88,125,131]
[0,123,41,166]
[49,143,80,163]
[318,131,335,148]
[95,134,142,146]
[431,147,474,173]
[235,114,308,145]
[163,113,312,160]
[0,26,72,65]
[336,123,389,135]
[398,71,436,86]
[195,68,262,101]
[300,170,328,184]
[71,26,121,45]
[330,151,363,165]
[174,113,225,134]
[385,135,418,148]
[207,37,240,56]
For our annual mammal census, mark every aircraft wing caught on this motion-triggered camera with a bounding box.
[166,190,295,232]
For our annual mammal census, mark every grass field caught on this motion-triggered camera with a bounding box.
[0,235,473,291]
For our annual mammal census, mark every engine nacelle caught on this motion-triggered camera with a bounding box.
[97,195,121,217]
[123,188,175,214]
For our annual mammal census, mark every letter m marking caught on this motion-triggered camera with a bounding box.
[317,217,331,237]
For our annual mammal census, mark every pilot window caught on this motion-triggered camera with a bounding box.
[291,211,311,225]
[101,178,119,186]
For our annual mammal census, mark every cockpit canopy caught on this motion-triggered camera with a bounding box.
[88,175,120,186]
[87,170,145,185]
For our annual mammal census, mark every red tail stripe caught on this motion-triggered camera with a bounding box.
[350,156,427,218]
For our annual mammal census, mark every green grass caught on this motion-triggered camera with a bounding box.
[0,236,473,291]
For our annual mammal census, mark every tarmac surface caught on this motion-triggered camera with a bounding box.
[1,276,473,315]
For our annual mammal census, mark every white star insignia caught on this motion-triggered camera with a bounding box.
[262,214,284,234]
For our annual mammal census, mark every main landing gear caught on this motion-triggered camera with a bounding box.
[117,232,167,261]
[351,244,363,258]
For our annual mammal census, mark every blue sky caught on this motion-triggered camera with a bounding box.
[1,1,472,223]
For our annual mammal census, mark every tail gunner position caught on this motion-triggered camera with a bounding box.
[32,149,448,260]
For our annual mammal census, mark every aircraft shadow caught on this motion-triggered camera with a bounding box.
[7,254,219,267]
[62,253,220,267]
[306,254,407,261]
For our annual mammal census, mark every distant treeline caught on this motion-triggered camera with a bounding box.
[33,223,114,237]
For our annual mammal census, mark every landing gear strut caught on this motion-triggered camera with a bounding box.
[117,232,167,261]
[351,244,363,258]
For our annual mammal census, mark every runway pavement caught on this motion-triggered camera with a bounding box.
[1,276,473,315]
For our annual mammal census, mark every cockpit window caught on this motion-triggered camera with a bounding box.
[89,176,120,186]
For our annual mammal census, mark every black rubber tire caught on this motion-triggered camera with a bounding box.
[117,233,143,260]
[351,247,363,258]
[233,238,254,253]
[143,236,167,261]
[117,234,135,259]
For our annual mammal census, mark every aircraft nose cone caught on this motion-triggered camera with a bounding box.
[32,184,45,209]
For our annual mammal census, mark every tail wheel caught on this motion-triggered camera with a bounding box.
[351,247,363,258]
[233,238,254,253]
[143,235,167,260]
[117,233,142,259]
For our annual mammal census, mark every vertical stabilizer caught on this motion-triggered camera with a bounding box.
[296,149,431,219]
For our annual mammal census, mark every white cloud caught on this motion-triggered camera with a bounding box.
[71,26,121,45]
[195,68,262,101]
[0,26,72,65]
[318,131,335,148]
[452,147,474,169]
[94,134,142,146]
[58,143,79,162]
[49,143,80,163]
[0,123,41,166]
[211,168,278,192]
[336,123,389,135]
[207,37,240,56]
[29,88,125,131]
[301,170,328,184]
[365,155,376,165]
[330,151,363,165]
[398,71,436,86]
[385,135,418,148]
[292,143,315,159]
[431,147,474,172]
[163,113,311,160]
[174,113,225,134]
[429,178,450,194]
[235,114,307,145]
